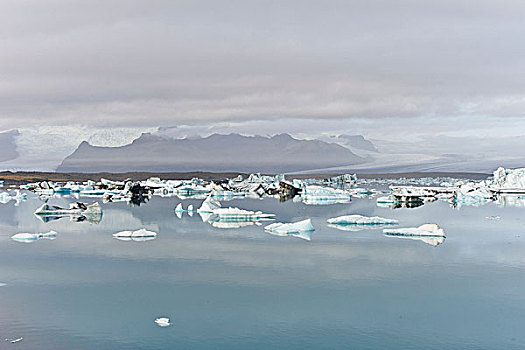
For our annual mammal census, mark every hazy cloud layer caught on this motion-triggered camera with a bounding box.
[1,0,525,131]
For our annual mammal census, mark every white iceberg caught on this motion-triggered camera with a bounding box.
[327,215,398,225]
[154,317,171,327]
[383,224,445,246]
[113,229,157,242]
[264,219,315,240]
[212,207,275,220]
[301,185,352,205]
[11,231,57,243]
[491,167,525,193]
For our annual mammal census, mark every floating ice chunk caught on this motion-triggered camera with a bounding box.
[5,337,23,343]
[198,197,221,213]
[383,224,445,246]
[327,215,398,225]
[485,215,501,220]
[174,203,183,212]
[34,202,102,223]
[301,185,352,205]
[187,204,194,212]
[491,167,525,192]
[113,229,157,242]
[11,231,57,243]
[265,219,315,238]
[0,283,6,287]
[155,317,171,327]
[212,207,275,220]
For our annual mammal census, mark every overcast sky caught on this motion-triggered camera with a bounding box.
[1,0,525,137]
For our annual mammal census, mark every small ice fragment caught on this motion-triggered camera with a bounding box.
[0,283,6,287]
[113,229,157,241]
[485,216,501,220]
[187,204,194,212]
[11,231,57,243]
[155,317,171,327]
[327,215,398,225]
[383,224,446,246]
[383,224,445,237]
[174,203,183,212]
[265,219,315,240]
[5,337,23,343]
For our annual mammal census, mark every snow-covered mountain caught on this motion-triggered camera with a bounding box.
[58,133,365,173]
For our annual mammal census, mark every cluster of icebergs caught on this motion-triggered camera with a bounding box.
[18,172,367,207]
[377,167,525,209]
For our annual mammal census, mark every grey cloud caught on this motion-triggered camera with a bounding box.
[1,0,525,130]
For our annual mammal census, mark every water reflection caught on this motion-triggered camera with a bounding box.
[1,191,525,349]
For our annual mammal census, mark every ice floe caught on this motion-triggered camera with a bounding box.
[11,231,57,243]
[383,224,446,246]
[265,219,315,240]
[113,229,157,242]
[154,317,172,327]
[5,337,23,344]
[327,215,398,225]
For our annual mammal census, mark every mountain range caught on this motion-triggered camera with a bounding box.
[58,133,365,173]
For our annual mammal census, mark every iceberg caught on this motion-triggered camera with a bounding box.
[301,185,352,205]
[197,196,222,213]
[491,167,525,193]
[155,317,172,327]
[34,202,102,223]
[113,229,157,242]
[264,219,315,241]
[212,207,275,220]
[383,224,446,246]
[11,231,57,243]
[327,215,398,225]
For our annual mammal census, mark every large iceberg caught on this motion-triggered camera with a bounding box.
[491,167,525,193]
[264,219,315,241]
[383,224,446,246]
[11,231,57,243]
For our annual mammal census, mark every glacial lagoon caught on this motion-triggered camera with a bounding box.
[1,190,525,349]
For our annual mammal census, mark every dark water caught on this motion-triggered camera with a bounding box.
[1,193,525,349]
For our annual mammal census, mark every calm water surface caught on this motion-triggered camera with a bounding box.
[1,192,525,349]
